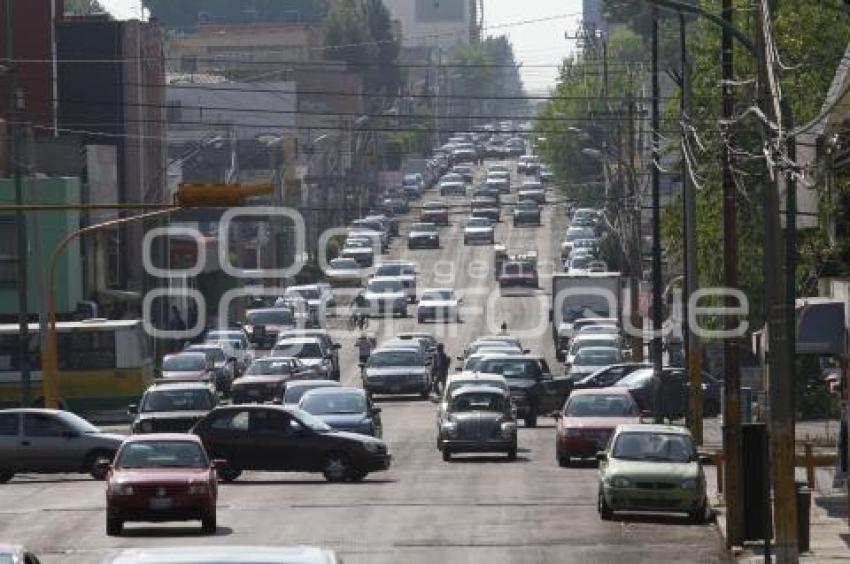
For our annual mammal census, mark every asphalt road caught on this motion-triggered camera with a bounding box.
[0,162,729,563]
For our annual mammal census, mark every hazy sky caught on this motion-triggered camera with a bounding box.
[98,0,582,92]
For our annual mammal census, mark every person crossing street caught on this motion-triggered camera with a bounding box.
[432,343,451,396]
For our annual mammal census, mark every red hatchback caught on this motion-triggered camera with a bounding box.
[553,388,641,467]
[105,434,219,536]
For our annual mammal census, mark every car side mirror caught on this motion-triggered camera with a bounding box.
[595,452,608,463]
[127,404,138,415]
[211,458,228,469]
[371,407,382,415]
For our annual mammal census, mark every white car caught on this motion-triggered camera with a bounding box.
[463,216,495,245]
[464,336,524,358]
[340,237,377,267]
[325,258,364,287]
[565,346,624,381]
[565,334,623,366]
[361,276,408,317]
[416,288,461,323]
[204,330,253,373]
[375,261,418,303]
[271,337,335,379]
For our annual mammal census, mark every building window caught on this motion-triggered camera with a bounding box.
[0,218,18,284]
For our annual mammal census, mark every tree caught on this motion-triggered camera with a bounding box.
[64,0,106,15]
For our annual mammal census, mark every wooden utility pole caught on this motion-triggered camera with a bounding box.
[626,93,644,362]
[650,5,665,423]
[721,0,744,548]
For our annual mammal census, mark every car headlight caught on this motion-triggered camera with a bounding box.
[442,421,458,438]
[500,421,517,439]
[363,441,384,454]
[188,482,211,495]
[109,483,134,496]
[681,478,700,491]
[608,476,631,488]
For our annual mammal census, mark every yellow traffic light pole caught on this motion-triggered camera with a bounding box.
[33,182,275,408]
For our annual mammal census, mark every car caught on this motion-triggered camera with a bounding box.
[339,237,377,267]
[474,355,571,427]
[274,329,342,380]
[451,148,477,164]
[616,367,722,418]
[349,219,389,250]
[473,186,501,201]
[244,307,303,349]
[440,180,467,197]
[403,172,425,192]
[518,181,545,204]
[375,261,418,303]
[417,288,462,323]
[361,346,431,398]
[395,332,439,358]
[506,138,525,156]
[192,405,391,482]
[498,260,538,288]
[463,216,495,245]
[380,196,408,215]
[513,200,542,226]
[282,285,336,321]
[452,164,474,182]
[281,380,344,408]
[553,388,641,466]
[272,338,336,380]
[0,545,41,564]
[456,350,514,374]
[463,335,524,357]
[298,387,382,438]
[470,196,500,223]
[407,222,440,249]
[597,424,709,522]
[421,201,450,225]
[517,155,540,175]
[100,546,341,564]
[578,323,619,336]
[565,334,624,366]
[184,344,236,396]
[565,346,625,381]
[104,434,218,536]
[0,408,124,482]
[539,166,554,183]
[566,254,593,275]
[438,386,517,462]
[325,258,364,287]
[159,352,215,384]
[439,373,510,418]
[571,363,652,391]
[485,177,510,194]
[487,163,510,176]
[360,276,408,317]
[232,357,312,404]
[129,381,218,434]
[204,329,253,373]
[564,226,596,244]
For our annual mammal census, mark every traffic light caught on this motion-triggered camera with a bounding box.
[176,182,274,207]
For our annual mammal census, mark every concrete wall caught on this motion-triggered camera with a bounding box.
[0,177,82,316]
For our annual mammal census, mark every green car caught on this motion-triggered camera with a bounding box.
[597,424,709,523]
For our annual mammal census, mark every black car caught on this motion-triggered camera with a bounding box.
[129,381,219,434]
[192,405,391,482]
[475,355,572,427]
[616,367,721,418]
[513,200,542,226]
[571,362,651,391]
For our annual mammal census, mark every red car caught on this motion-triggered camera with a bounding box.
[498,260,538,288]
[553,388,641,466]
[105,434,220,536]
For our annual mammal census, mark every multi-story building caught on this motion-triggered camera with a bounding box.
[386,0,478,51]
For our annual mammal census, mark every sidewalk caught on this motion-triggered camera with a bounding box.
[703,418,849,562]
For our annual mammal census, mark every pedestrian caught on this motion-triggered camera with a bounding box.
[432,343,450,395]
[500,321,509,335]
[355,333,374,365]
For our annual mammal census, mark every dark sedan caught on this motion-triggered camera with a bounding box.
[616,367,721,418]
[192,405,391,482]
[571,363,651,391]
[438,386,517,461]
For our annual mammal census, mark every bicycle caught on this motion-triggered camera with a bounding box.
[347,311,370,331]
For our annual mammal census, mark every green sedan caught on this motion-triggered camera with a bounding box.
[597,424,709,523]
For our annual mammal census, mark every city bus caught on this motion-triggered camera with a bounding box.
[0,319,155,416]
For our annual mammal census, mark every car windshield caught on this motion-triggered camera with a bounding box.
[346,239,371,249]
[503,262,534,275]
[564,394,637,417]
[411,223,437,233]
[451,392,507,413]
[377,265,413,276]
[292,409,332,433]
[422,290,454,301]
[561,301,612,323]
[569,256,590,269]
[187,347,225,362]
[273,342,322,359]
[477,358,541,379]
[247,310,294,325]
[330,258,358,269]
[616,369,654,388]
[465,218,491,227]
[300,391,367,415]
[141,389,213,412]
[368,350,421,367]
[283,383,337,404]
[162,354,206,371]
[574,348,621,366]
[286,288,320,300]
[56,411,100,434]
[517,202,537,210]
[117,440,208,469]
[246,359,295,375]
[367,280,403,293]
[206,331,241,341]
[612,432,696,463]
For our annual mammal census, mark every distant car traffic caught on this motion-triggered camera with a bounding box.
[105,434,219,536]
[565,346,624,381]
[498,260,538,288]
[421,201,450,225]
[244,308,302,349]
[375,261,418,303]
[438,386,517,462]
[271,338,336,380]
[159,352,215,384]
[232,357,311,404]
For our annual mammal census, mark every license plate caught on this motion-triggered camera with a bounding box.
[150,498,172,510]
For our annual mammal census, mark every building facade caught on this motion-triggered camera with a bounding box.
[385,0,477,51]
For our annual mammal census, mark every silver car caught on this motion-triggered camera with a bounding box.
[438,386,517,462]
[0,409,124,482]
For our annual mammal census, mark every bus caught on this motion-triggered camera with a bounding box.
[0,319,155,416]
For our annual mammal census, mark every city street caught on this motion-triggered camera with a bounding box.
[0,166,727,563]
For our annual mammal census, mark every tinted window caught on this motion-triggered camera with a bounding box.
[367,280,403,293]
[251,409,291,433]
[368,350,421,367]
[617,369,654,388]
[283,384,336,404]
[477,359,541,379]
[300,392,366,415]
[273,342,322,359]
[117,441,207,469]
[0,413,18,436]
[209,410,250,432]
[247,310,294,325]
[141,389,213,412]
[24,413,69,437]
[246,359,296,375]
[612,432,695,463]
[564,394,637,417]
[162,354,206,371]
[451,392,507,413]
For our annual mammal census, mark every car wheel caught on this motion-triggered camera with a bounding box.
[323,452,352,482]
[524,411,538,428]
[106,517,123,536]
[87,450,115,480]
[442,449,452,462]
[201,510,217,534]
[558,452,571,467]
[216,464,242,482]
[507,448,517,461]
[689,498,709,524]
[598,490,613,520]
[418,315,425,324]
[0,471,14,484]
[349,469,368,482]
[420,388,431,400]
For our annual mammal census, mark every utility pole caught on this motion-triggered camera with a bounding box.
[5,0,31,406]
[650,5,664,423]
[721,0,744,548]
[627,93,643,363]
[679,14,703,444]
